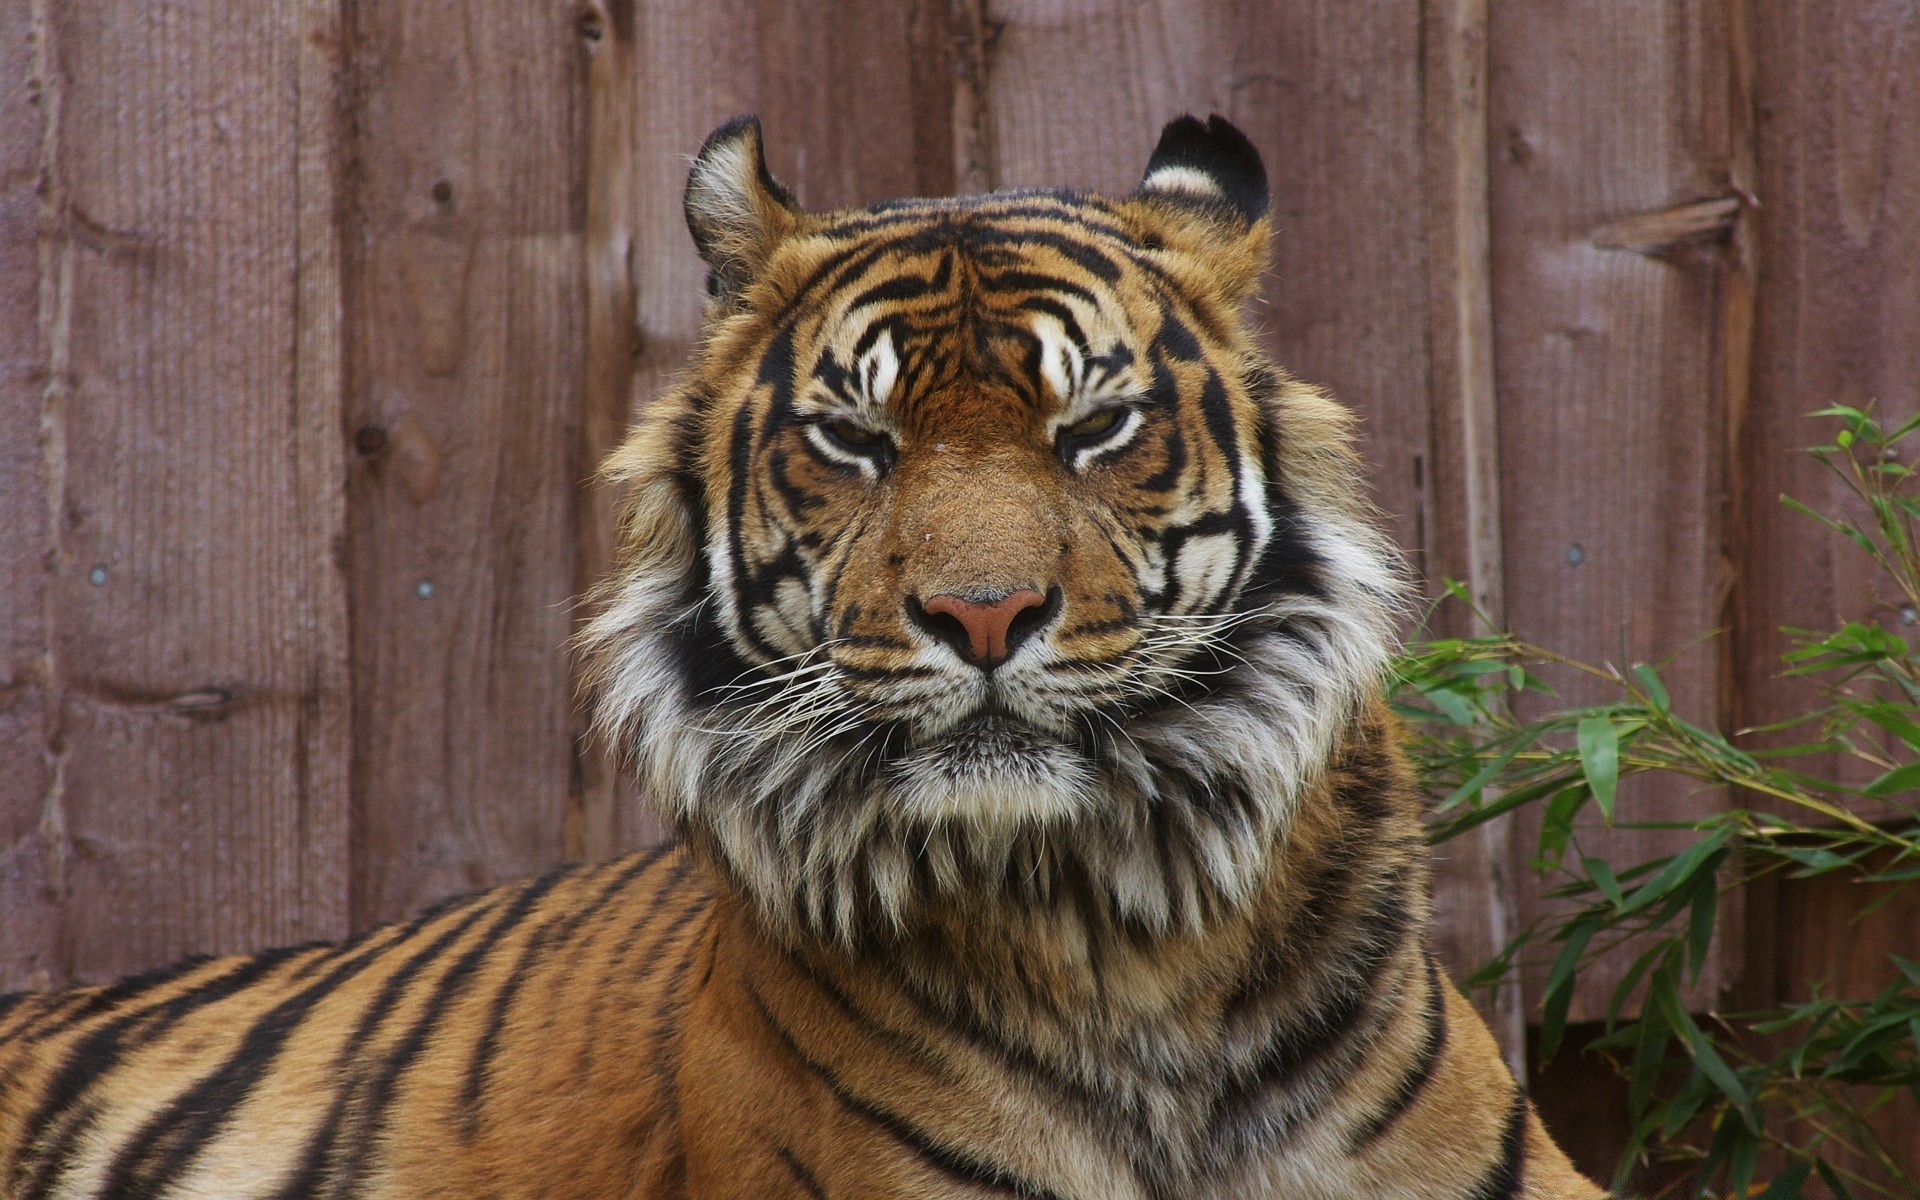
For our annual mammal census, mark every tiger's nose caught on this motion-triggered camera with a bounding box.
[908,587,1060,670]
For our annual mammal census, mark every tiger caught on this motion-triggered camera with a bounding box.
[0,113,1603,1199]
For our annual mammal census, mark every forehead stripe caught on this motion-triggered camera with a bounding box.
[980,270,1099,307]
[970,228,1124,283]
[1020,298,1088,351]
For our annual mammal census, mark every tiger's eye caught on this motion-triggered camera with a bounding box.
[821,418,887,450]
[1065,409,1125,440]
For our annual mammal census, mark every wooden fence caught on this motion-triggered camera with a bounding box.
[3,0,1917,1178]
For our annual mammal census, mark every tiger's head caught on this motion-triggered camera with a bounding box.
[583,114,1405,944]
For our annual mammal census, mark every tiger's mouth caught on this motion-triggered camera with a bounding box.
[924,709,1061,755]
[886,707,1095,826]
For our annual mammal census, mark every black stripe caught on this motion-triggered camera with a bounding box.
[744,984,1063,1199]
[96,909,490,1197]
[15,948,307,1200]
[1465,1085,1531,1200]
[458,853,664,1139]
[15,953,223,1043]
[773,1143,829,1200]
[973,228,1122,284]
[1347,955,1449,1151]
[981,269,1098,307]
[267,897,505,1200]
[1207,774,1419,1138]
[846,271,945,311]
[1019,296,1088,350]
[323,867,577,1197]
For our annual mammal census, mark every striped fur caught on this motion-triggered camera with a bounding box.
[0,114,1602,1198]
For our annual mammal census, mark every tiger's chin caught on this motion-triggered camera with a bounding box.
[890,713,1095,827]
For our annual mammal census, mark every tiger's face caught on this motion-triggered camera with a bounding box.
[584,116,1403,942]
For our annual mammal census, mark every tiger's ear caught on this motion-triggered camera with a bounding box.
[685,116,801,306]
[1128,114,1271,304]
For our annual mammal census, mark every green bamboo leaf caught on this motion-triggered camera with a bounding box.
[1757,1161,1812,1198]
[1537,786,1585,869]
[1622,830,1732,916]
[1815,1158,1858,1200]
[1576,714,1619,824]
[1539,919,1598,1063]
[1729,1121,1761,1199]
[1650,969,1756,1130]
[1605,946,1664,1029]
[1628,1004,1669,1118]
[1864,760,1920,797]
[1781,494,1878,552]
[1419,684,1479,727]
[1686,873,1720,985]
[1583,855,1626,911]
[1630,662,1671,712]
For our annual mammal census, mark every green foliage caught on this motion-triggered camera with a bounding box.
[1393,408,1920,1197]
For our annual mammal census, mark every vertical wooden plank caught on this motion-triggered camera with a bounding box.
[751,0,954,210]
[0,0,62,991]
[1487,0,1739,1018]
[982,0,1533,1032]
[1739,4,1920,788]
[1421,0,1526,1068]
[344,2,588,926]
[1737,8,1920,1174]
[1,0,351,988]
[571,0,645,861]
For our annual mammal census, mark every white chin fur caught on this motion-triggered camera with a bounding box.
[890,721,1094,828]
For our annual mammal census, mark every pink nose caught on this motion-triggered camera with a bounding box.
[914,589,1052,669]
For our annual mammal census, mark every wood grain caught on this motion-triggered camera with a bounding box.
[1738,4,1920,792]
[0,0,351,988]
[1420,0,1525,1067]
[1487,0,1739,1019]
[0,0,62,991]
[342,1,588,927]
[571,0,645,862]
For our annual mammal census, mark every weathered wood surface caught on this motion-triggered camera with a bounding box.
[342,1,591,927]
[0,0,352,990]
[1419,0,1525,1064]
[1487,0,1741,1020]
[0,0,61,989]
[1739,4,1920,791]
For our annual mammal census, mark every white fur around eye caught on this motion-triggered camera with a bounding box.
[858,328,900,408]
[1034,317,1085,403]
[804,420,889,477]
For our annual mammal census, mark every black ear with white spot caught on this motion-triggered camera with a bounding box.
[685,115,801,306]
[1137,114,1270,227]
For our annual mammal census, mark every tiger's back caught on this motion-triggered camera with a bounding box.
[0,850,711,1199]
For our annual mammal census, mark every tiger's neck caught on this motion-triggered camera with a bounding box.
[727,698,1431,1105]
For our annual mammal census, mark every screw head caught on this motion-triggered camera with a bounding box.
[1565,544,1586,567]
[416,580,435,598]
[88,565,108,587]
